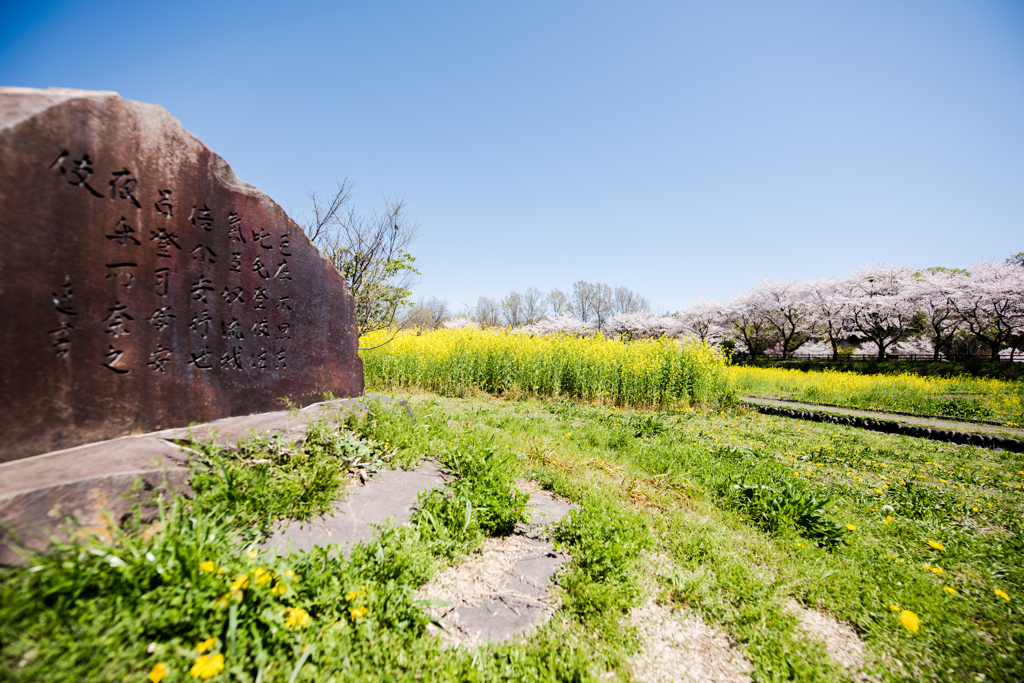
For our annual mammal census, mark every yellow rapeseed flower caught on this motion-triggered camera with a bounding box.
[272,581,287,595]
[284,606,311,629]
[899,610,920,633]
[927,540,945,551]
[996,589,1010,601]
[350,605,369,619]
[147,663,167,683]
[198,561,215,573]
[197,638,218,654]
[345,587,365,602]
[252,567,272,586]
[190,653,224,679]
[943,586,957,595]
[230,574,249,591]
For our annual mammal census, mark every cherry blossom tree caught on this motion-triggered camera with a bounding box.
[754,279,818,360]
[677,299,726,344]
[807,277,852,360]
[906,268,967,360]
[724,291,775,359]
[952,260,1024,360]
[843,265,922,360]
[606,312,685,341]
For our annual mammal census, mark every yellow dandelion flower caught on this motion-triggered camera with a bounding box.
[252,567,272,586]
[995,589,1010,601]
[927,540,945,551]
[198,561,215,573]
[943,586,957,595]
[272,581,287,595]
[147,663,167,683]
[972,507,979,512]
[350,605,369,619]
[246,549,258,560]
[190,653,224,679]
[284,606,311,629]
[899,610,920,633]
[197,638,218,654]
[283,570,295,579]
[214,593,230,609]
[846,524,857,531]
[230,574,249,591]
[884,516,893,524]
[345,588,364,602]
[889,603,901,612]
[931,567,945,575]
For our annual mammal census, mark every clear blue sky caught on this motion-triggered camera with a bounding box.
[3,1,1022,314]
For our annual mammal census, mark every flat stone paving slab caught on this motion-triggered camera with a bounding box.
[420,485,576,647]
[0,396,397,565]
[261,461,447,555]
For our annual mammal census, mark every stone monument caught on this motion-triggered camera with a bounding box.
[0,88,364,463]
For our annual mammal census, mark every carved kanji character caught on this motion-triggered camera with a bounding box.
[191,275,214,304]
[252,287,270,310]
[51,151,104,197]
[155,189,173,217]
[221,318,244,340]
[103,301,133,337]
[147,345,173,372]
[148,306,176,330]
[190,204,213,231]
[251,228,272,249]
[190,244,217,264]
[150,227,182,257]
[220,346,243,370]
[48,320,75,357]
[108,168,141,208]
[101,345,130,374]
[188,346,214,370]
[252,319,270,337]
[227,212,246,242]
[189,309,214,338]
[221,286,244,304]
[154,268,170,297]
[106,217,140,246]
[252,256,270,278]
[273,261,291,281]
[105,263,137,289]
[228,252,242,273]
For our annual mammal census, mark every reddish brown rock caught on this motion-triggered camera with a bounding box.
[0,87,363,463]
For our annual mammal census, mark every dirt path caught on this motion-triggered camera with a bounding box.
[739,397,1024,438]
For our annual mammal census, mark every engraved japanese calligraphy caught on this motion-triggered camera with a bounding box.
[0,87,363,463]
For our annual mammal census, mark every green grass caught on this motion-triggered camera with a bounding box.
[3,391,1024,681]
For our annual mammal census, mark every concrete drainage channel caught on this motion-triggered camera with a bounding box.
[746,400,1024,452]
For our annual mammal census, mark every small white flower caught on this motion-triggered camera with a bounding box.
[146,552,156,563]
[147,642,157,654]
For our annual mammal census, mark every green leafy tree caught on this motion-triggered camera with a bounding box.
[303,179,420,348]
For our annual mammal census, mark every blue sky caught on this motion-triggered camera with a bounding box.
[2,1,1022,314]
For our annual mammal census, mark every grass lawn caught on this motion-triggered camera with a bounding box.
[3,391,1023,681]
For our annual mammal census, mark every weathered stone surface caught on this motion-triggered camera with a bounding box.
[0,88,363,463]
[0,396,391,565]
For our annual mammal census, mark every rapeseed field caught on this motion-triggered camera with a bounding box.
[730,366,1024,423]
[360,327,732,408]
